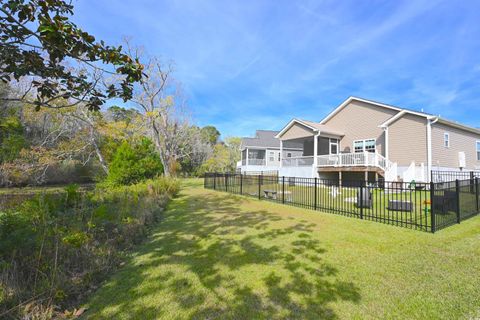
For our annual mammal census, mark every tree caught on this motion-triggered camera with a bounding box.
[0,0,143,110]
[104,138,163,186]
[123,42,192,176]
[200,125,220,146]
[198,137,241,174]
[0,110,27,163]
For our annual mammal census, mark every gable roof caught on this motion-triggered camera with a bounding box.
[241,130,303,149]
[275,118,344,139]
[320,96,433,125]
[321,96,480,136]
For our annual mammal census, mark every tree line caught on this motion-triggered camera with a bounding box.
[0,1,240,187]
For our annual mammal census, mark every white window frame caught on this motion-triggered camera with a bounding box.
[354,138,376,153]
[444,132,450,148]
[477,141,480,161]
[268,151,275,162]
[329,138,339,155]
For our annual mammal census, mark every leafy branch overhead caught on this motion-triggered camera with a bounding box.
[0,0,144,110]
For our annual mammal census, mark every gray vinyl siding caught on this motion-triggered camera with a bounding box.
[431,123,480,170]
[388,114,428,166]
[322,100,397,155]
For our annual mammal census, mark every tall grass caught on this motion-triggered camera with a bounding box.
[0,177,179,319]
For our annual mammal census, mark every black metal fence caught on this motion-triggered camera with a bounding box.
[204,172,480,233]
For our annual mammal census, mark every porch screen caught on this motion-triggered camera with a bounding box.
[318,137,329,155]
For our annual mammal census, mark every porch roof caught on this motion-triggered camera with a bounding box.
[275,119,345,140]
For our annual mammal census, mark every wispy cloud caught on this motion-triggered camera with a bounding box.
[74,0,480,136]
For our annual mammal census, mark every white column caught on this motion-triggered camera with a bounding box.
[384,127,389,162]
[313,134,319,167]
[427,119,432,183]
[246,148,249,169]
[279,140,283,168]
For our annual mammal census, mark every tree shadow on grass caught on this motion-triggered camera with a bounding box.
[84,189,361,319]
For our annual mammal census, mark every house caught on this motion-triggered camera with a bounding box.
[237,130,303,173]
[237,97,480,183]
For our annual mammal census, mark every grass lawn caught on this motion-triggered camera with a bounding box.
[83,178,480,319]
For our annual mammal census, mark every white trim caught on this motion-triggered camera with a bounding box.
[240,146,302,151]
[444,132,450,148]
[379,110,407,128]
[279,140,283,168]
[426,117,439,183]
[321,96,432,125]
[384,127,389,162]
[275,118,318,139]
[436,118,480,135]
[353,138,376,153]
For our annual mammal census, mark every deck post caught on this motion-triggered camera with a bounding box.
[430,181,436,233]
[456,179,461,223]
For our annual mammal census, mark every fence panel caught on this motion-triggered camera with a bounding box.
[431,170,480,183]
[203,173,480,233]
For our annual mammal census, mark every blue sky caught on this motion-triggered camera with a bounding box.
[74,0,480,138]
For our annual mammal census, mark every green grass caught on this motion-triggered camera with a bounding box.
[83,178,480,319]
[227,179,434,230]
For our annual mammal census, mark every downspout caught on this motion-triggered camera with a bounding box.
[427,116,439,183]
[313,131,320,178]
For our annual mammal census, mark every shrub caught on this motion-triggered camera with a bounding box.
[0,177,179,318]
[104,138,164,186]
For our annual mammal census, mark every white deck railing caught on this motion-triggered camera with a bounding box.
[247,159,266,166]
[282,156,314,167]
[316,152,391,171]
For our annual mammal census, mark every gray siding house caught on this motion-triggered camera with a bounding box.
[238,97,480,183]
[238,130,303,173]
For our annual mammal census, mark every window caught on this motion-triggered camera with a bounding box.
[269,151,275,162]
[330,138,339,154]
[444,133,450,148]
[287,153,292,158]
[354,139,376,153]
[477,141,480,161]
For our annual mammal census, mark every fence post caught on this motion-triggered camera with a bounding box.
[476,177,479,213]
[456,179,461,224]
[240,173,243,195]
[282,176,285,204]
[225,174,228,192]
[258,174,261,200]
[213,172,216,190]
[359,181,364,219]
[314,177,318,210]
[470,171,475,194]
[430,181,435,233]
